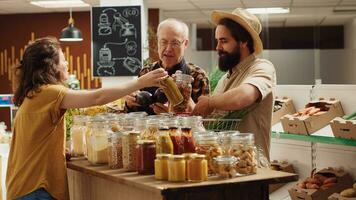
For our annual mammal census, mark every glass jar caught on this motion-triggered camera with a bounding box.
[195,132,223,174]
[107,132,123,169]
[86,117,109,165]
[156,130,174,154]
[104,113,121,132]
[229,133,257,175]
[168,119,183,155]
[182,153,197,179]
[217,131,240,155]
[172,70,193,113]
[120,116,136,132]
[122,131,140,171]
[161,76,184,107]
[214,155,238,179]
[154,153,170,180]
[190,116,206,134]
[187,154,208,182]
[168,155,186,182]
[141,119,159,140]
[70,115,87,156]
[180,117,196,153]
[136,140,156,175]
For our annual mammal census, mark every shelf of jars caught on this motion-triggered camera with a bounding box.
[67,112,297,200]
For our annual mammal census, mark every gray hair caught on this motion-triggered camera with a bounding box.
[157,18,189,40]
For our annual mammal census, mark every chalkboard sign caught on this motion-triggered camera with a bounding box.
[92,6,141,77]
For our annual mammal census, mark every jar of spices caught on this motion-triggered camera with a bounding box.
[172,70,193,113]
[156,130,174,154]
[168,155,186,182]
[86,116,109,165]
[187,154,208,182]
[214,155,238,179]
[195,132,223,174]
[229,133,257,175]
[136,140,156,175]
[107,132,123,169]
[154,153,170,180]
[122,131,140,171]
[70,115,87,156]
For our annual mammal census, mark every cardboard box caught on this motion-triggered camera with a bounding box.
[269,160,295,193]
[281,98,344,135]
[272,97,296,125]
[330,117,356,140]
[329,193,356,200]
[289,168,353,200]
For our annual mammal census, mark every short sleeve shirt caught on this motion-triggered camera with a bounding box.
[213,54,276,159]
[6,84,69,200]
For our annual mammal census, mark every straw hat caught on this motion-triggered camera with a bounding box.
[211,8,263,55]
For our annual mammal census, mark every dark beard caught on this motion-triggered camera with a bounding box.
[218,47,241,72]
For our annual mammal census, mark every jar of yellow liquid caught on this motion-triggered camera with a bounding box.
[187,154,208,182]
[156,130,174,154]
[154,153,170,180]
[168,155,186,182]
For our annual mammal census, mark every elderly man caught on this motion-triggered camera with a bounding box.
[125,18,210,114]
[192,8,276,160]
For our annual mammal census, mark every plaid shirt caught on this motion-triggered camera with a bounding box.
[126,59,210,114]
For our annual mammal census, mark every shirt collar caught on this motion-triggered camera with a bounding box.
[158,58,190,76]
[227,54,256,78]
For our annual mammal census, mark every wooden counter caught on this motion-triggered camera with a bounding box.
[67,158,298,200]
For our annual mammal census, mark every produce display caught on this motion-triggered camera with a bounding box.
[339,183,356,198]
[297,169,337,190]
[292,103,329,117]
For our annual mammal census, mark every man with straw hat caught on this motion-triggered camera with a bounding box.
[192,8,276,160]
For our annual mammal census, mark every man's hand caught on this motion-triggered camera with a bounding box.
[150,103,169,114]
[192,96,214,117]
[125,91,141,108]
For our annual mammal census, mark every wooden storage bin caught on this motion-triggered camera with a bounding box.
[330,117,356,140]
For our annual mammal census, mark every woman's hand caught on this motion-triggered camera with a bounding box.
[137,68,167,88]
[125,91,141,108]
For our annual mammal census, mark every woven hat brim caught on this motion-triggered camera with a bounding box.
[211,10,263,55]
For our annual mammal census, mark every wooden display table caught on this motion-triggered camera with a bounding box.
[67,158,298,200]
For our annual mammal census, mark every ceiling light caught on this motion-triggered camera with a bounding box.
[246,7,290,14]
[30,0,89,8]
[60,8,83,42]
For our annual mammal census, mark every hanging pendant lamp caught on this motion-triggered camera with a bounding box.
[60,8,83,42]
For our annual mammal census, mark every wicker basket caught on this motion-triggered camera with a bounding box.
[202,118,241,131]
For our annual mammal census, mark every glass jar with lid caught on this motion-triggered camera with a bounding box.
[168,155,186,182]
[86,116,109,165]
[107,131,123,169]
[217,131,240,155]
[195,132,223,174]
[179,117,196,153]
[141,118,159,140]
[172,70,193,113]
[214,155,238,179]
[187,154,208,182]
[229,133,257,175]
[154,153,170,180]
[136,140,156,175]
[156,129,174,154]
[122,131,140,171]
[168,118,183,155]
[70,115,87,156]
